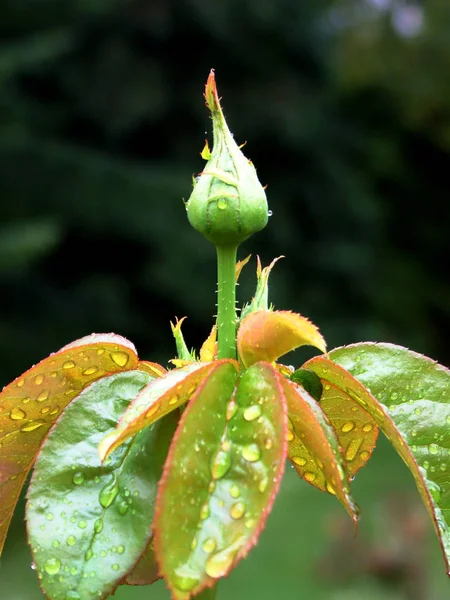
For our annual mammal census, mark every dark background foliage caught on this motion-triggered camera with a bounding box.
[1,1,449,598]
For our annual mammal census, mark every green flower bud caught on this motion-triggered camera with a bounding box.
[187,70,268,247]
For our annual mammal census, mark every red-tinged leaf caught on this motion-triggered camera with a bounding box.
[26,370,177,600]
[154,361,287,599]
[280,378,358,523]
[138,361,167,377]
[124,539,160,586]
[307,345,450,572]
[0,333,137,555]
[317,382,378,478]
[237,310,326,368]
[292,367,378,478]
[99,362,230,460]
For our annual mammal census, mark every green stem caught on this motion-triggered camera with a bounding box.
[195,585,217,600]
[216,245,238,359]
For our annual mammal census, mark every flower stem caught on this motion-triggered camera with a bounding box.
[216,245,238,359]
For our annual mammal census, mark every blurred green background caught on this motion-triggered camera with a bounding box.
[1,0,449,598]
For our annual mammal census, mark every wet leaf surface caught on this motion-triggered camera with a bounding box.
[0,333,138,555]
[281,378,358,523]
[99,361,230,460]
[308,343,450,573]
[154,361,287,599]
[27,370,177,600]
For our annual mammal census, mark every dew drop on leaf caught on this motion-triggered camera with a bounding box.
[21,420,45,432]
[65,592,81,600]
[99,476,119,508]
[201,538,217,553]
[292,456,306,467]
[229,484,240,498]
[200,503,210,520]
[429,443,439,455]
[362,423,373,433]
[230,501,246,520]
[205,547,236,579]
[66,536,76,547]
[44,557,61,575]
[241,443,261,462]
[72,472,84,486]
[118,501,129,516]
[173,571,200,592]
[243,405,262,422]
[10,407,26,421]
[110,352,129,367]
[341,421,355,433]
[93,518,103,534]
[211,450,232,479]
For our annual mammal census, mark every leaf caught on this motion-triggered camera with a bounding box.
[123,539,159,586]
[26,370,177,600]
[315,382,378,479]
[0,333,138,555]
[199,326,217,362]
[138,362,167,377]
[308,343,450,573]
[99,362,230,460]
[280,378,359,523]
[237,310,326,368]
[154,361,287,599]
[240,257,283,320]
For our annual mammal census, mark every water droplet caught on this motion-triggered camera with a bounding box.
[44,557,61,575]
[429,443,439,455]
[66,535,77,546]
[268,210,273,217]
[258,477,268,493]
[200,503,210,520]
[205,546,237,579]
[83,367,98,376]
[146,403,159,418]
[84,548,93,561]
[173,572,200,592]
[111,352,129,367]
[428,480,442,503]
[360,450,370,461]
[36,390,49,402]
[291,456,306,467]
[286,430,294,442]
[78,520,87,529]
[264,438,273,450]
[63,361,75,370]
[345,439,362,461]
[243,405,262,422]
[99,476,119,508]
[391,392,399,400]
[211,450,232,479]
[191,537,198,550]
[46,513,54,521]
[117,545,125,554]
[52,540,60,548]
[65,592,80,600]
[118,501,129,516]
[72,472,85,486]
[35,374,44,385]
[230,501,246,520]
[304,472,316,482]
[112,564,120,571]
[21,420,45,432]
[10,407,26,420]
[202,538,217,553]
[229,484,240,498]
[414,407,422,416]
[341,421,355,433]
[362,423,373,433]
[226,400,238,421]
[217,198,228,210]
[94,518,103,534]
[17,378,25,387]
[242,443,261,462]
[326,481,336,495]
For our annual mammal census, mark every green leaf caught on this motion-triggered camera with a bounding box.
[99,361,231,460]
[280,378,359,523]
[123,539,159,586]
[26,370,177,600]
[154,361,287,599]
[309,343,450,574]
[0,332,138,555]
